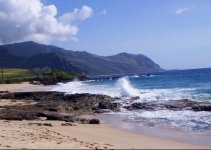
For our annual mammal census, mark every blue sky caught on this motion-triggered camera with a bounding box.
[45,0,211,70]
[1,0,211,69]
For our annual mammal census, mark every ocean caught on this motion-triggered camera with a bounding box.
[53,68,211,134]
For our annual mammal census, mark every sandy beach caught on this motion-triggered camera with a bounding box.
[0,120,208,149]
[0,82,210,149]
[0,82,32,92]
[0,82,56,92]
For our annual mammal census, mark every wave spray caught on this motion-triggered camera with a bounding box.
[116,77,140,97]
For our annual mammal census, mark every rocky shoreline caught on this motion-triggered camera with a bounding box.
[0,91,119,123]
[0,91,211,124]
[125,99,211,111]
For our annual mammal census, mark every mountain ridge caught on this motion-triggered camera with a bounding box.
[0,41,163,75]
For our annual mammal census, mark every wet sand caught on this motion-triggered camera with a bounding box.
[98,113,211,147]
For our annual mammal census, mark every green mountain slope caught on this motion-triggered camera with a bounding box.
[0,47,81,73]
[0,41,163,75]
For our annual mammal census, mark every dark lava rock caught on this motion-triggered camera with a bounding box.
[89,119,100,124]
[28,123,43,126]
[97,101,120,111]
[0,91,65,101]
[46,114,64,121]
[98,101,111,109]
[76,118,100,124]
[94,109,111,114]
[45,114,75,122]
[125,99,211,111]
[28,122,53,127]
[32,76,90,85]
[77,118,89,124]
[0,91,117,121]
[43,123,53,127]
[61,123,76,126]
[131,96,140,100]
[0,91,9,94]
[47,108,59,112]
[192,104,211,111]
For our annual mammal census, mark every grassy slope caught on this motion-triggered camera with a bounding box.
[2,69,33,78]
[0,68,84,84]
[0,69,34,84]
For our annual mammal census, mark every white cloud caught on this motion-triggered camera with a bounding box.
[0,0,93,44]
[99,9,107,16]
[59,5,93,24]
[175,6,194,15]
[175,7,190,14]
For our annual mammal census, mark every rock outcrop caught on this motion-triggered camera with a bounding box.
[0,91,119,122]
[124,99,211,111]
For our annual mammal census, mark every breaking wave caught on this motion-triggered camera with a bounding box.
[53,77,210,102]
[116,77,140,97]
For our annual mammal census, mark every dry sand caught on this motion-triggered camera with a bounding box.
[0,82,56,92]
[0,120,208,149]
[0,120,88,149]
[0,82,32,91]
[0,83,210,149]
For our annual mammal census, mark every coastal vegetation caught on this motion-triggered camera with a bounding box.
[0,67,85,84]
[0,69,34,84]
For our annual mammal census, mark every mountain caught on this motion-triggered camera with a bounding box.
[0,47,81,73]
[0,41,163,75]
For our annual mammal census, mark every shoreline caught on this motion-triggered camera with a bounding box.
[98,113,211,147]
[0,82,210,149]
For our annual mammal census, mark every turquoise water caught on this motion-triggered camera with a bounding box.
[54,68,211,133]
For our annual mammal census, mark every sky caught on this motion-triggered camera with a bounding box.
[0,0,211,69]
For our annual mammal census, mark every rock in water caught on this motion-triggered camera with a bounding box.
[125,99,211,111]
[131,96,140,100]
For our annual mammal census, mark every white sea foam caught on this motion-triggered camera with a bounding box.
[127,110,211,132]
[53,77,141,98]
[135,88,197,102]
[53,80,120,97]
[130,75,140,78]
[142,74,160,78]
[116,77,140,97]
[53,78,202,102]
[107,108,211,132]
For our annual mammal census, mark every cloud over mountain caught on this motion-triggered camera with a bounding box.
[0,0,93,44]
